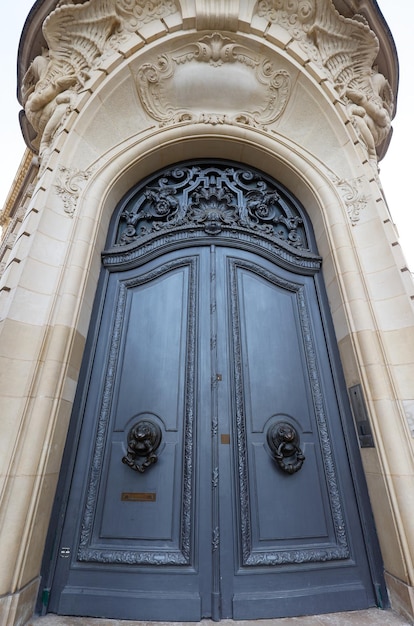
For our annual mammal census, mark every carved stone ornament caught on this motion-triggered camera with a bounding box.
[54,166,92,216]
[135,33,291,128]
[114,164,308,250]
[116,0,178,30]
[21,0,180,155]
[256,0,394,164]
[21,0,393,165]
[330,174,368,224]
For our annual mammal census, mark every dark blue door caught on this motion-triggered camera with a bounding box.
[49,243,378,620]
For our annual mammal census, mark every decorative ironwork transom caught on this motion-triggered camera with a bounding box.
[113,163,310,251]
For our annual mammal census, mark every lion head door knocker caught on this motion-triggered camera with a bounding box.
[122,420,162,473]
[267,421,305,475]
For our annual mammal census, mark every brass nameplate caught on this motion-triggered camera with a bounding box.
[121,492,156,502]
[221,434,230,444]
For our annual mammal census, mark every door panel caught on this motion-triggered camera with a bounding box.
[229,255,339,556]
[100,267,192,543]
[51,253,209,620]
[49,244,377,621]
[252,442,327,539]
[216,250,374,618]
[235,269,311,429]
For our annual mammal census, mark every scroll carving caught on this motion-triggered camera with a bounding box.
[136,33,291,129]
[256,0,393,164]
[115,164,308,250]
[54,166,92,216]
[330,174,368,224]
[117,0,178,30]
[21,0,393,166]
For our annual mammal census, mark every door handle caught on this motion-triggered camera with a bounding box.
[267,421,305,474]
[122,420,162,473]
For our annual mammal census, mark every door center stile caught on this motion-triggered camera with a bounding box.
[209,244,221,620]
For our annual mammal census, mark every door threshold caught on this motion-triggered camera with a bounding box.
[29,608,410,625]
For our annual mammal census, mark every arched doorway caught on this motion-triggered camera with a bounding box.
[46,162,384,620]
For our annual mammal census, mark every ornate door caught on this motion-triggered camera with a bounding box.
[47,164,382,620]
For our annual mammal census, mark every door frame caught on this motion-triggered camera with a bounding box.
[39,160,387,617]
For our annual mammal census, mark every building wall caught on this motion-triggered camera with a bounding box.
[1,1,414,624]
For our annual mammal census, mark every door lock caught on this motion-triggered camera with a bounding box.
[59,547,71,558]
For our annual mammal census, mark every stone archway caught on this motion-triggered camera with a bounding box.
[45,161,384,621]
[3,3,414,624]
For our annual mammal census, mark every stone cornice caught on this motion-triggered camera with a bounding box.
[0,149,34,227]
[18,0,398,102]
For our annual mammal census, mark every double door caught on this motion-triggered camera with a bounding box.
[49,244,376,620]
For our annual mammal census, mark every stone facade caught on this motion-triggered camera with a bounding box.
[0,1,413,624]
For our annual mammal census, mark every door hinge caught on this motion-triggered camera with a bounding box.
[60,547,71,558]
[374,582,384,609]
[41,588,50,608]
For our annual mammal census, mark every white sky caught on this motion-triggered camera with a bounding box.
[1,1,412,269]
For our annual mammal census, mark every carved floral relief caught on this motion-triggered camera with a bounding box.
[329,174,368,224]
[54,166,93,216]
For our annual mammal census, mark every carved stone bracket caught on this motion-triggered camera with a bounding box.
[256,0,393,163]
[135,33,291,129]
[54,166,92,217]
[21,0,180,155]
[330,174,368,224]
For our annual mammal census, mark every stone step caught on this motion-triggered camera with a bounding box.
[29,608,412,625]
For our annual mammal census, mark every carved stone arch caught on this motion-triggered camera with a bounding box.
[41,133,389,622]
[3,3,411,625]
[61,125,359,321]
[52,125,367,404]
